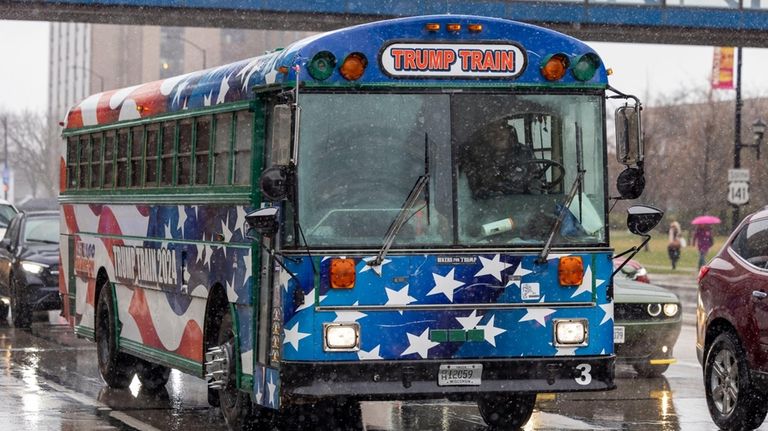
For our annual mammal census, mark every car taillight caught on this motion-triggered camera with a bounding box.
[698,265,710,284]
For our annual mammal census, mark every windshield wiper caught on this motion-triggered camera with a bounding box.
[535,169,585,265]
[369,175,429,270]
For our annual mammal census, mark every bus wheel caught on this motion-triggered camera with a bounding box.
[211,310,254,429]
[137,360,170,393]
[477,392,536,430]
[95,284,135,388]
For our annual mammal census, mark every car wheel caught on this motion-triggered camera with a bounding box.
[10,278,32,329]
[704,331,768,430]
[136,360,170,393]
[95,283,135,388]
[477,392,536,430]
[633,363,670,378]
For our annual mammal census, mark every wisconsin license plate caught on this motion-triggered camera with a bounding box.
[614,326,625,344]
[438,364,482,386]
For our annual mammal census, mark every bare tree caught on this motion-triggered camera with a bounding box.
[1,110,59,199]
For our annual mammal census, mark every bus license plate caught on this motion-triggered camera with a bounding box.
[614,326,625,344]
[438,364,482,386]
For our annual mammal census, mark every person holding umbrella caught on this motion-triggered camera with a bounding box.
[692,215,720,268]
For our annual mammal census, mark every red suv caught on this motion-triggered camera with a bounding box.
[697,208,768,430]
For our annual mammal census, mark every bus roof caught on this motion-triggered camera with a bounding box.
[64,14,607,131]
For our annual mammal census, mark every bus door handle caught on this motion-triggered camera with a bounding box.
[753,290,767,301]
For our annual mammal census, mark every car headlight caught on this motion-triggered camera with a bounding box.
[647,303,662,317]
[21,262,46,274]
[323,323,359,351]
[554,319,588,345]
[663,303,679,317]
[635,267,647,277]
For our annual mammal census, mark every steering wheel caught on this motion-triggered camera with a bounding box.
[522,159,565,192]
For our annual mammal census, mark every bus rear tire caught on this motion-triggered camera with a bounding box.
[477,392,536,430]
[95,283,135,388]
[137,360,170,393]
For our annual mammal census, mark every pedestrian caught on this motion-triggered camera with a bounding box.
[667,221,682,270]
[692,224,714,268]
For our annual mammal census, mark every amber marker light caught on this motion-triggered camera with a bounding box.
[425,23,441,32]
[339,53,368,81]
[278,66,290,74]
[558,256,584,286]
[330,258,356,289]
[468,23,483,33]
[541,53,569,81]
[446,23,461,32]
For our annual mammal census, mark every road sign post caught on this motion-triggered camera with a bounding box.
[727,168,750,207]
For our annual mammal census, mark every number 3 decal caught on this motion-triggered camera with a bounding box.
[575,363,592,386]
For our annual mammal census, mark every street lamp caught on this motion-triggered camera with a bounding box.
[71,66,105,92]
[751,119,766,160]
[163,35,207,69]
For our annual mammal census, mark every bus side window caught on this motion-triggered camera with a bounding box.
[130,126,144,188]
[90,133,102,189]
[195,116,211,186]
[233,111,252,185]
[116,130,129,188]
[145,125,159,187]
[213,113,232,185]
[177,120,192,186]
[78,135,91,189]
[103,131,115,188]
[161,122,175,187]
[66,137,78,189]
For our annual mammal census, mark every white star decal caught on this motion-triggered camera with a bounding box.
[203,245,213,268]
[546,253,571,261]
[177,206,188,236]
[278,269,292,291]
[360,256,391,275]
[220,215,233,243]
[357,345,382,361]
[556,346,577,356]
[164,222,173,240]
[172,79,189,107]
[216,74,231,104]
[267,374,277,406]
[265,68,279,84]
[255,388,263,405]
[385,285,417,314]
[334,302,367,322]
[234,206,247,235]
[225,279,238,302]
[505,263,533,287]
[570,266,593,298]
[283,322,310,351]
[477,315,506,347]
[203,91,212,106]
[474,254,512,282]
[519,307,556,326]
[596,278,607,288]
[599,302,613,325]
[456,310,483,330]
[427,269,464,302]
[401,328,438,359]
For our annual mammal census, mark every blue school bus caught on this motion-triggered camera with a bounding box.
[60,14,658,429]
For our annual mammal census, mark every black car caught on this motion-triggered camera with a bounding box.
[0,211,61,328]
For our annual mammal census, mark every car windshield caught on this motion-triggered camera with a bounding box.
[295,92,606,248]
[23,216,59,244]
[0,204,17,228]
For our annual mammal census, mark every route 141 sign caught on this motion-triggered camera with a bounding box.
[728,182,749,206]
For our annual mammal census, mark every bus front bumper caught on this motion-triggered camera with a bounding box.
[281,355,615,401]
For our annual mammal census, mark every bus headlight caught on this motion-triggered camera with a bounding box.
[554,319,588,346]
[22,262,46,274]
[663,303,679,317]
[324,323,360,351]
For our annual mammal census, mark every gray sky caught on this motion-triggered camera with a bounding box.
[3,19,768,115]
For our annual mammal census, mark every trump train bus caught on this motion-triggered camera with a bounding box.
[59,14,657,429]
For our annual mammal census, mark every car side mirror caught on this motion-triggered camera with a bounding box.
[244,207,279,238]
[627,205,663,236]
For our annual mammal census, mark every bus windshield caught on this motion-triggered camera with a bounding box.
[296,92,606,248]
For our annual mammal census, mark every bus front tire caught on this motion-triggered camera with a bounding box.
[95,284,135,388]
[477,392,536,430]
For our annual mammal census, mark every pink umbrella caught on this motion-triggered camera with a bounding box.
[691,215,721,225]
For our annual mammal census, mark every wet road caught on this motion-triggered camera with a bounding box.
[1,293,767,430]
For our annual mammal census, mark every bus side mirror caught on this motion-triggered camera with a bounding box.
[260,165,291,201]
[615,104,643,166]
[616,167,645,200]
[626,205,663,236]
[244,207,279,237]
[271,104,292,166]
